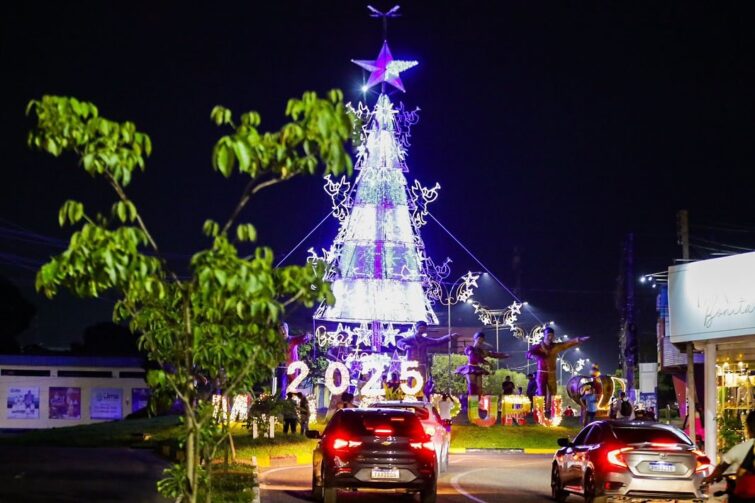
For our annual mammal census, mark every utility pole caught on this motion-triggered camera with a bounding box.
[677,210,690,261]
[623,233,637,397]
[677,209,696,443]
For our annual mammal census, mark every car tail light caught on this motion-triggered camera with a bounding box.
[410,440,435,451]
[375,427,394,436]
[606,447,633,468]
[331,438,362,450]
[424,425,436,436]
[693,451,713,474]
[410,433,435,453]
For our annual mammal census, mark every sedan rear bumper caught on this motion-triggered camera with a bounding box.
[603,471,705,499]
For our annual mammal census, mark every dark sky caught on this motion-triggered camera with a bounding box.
[3,2,755,374]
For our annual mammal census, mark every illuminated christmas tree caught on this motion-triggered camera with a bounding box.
[312,39,439,352]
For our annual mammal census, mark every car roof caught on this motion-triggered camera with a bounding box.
[338,407,417,416]
[370,401,431,408]
[585,420,686,435]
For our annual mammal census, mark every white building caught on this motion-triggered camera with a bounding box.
[0,355,148,429]
[669,251,755,462]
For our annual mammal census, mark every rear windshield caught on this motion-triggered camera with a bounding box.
[611,426,692,445]
[327,410,424,437]
[371,404,430,420]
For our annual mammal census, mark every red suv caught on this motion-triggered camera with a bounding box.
[308,408,437,503]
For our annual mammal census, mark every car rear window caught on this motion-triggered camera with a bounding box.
[328,410,424,437]
[372,404,430,420]
[611,426,692,445]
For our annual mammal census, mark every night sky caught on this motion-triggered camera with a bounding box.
[3,2,755,374]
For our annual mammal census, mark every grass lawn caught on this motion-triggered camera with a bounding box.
[450,418,582,452]
[0,415,181,447]
[0,414,584,464]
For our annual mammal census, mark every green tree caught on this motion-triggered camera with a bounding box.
[27,91,353,503]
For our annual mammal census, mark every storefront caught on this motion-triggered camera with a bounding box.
[669,251,755,462]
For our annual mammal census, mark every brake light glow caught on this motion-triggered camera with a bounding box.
[410,440,435,451]
[332,438,362,450]
[375,427,394,436]
[694,453,713,474]
[424,426,436,436]
[606,447,633,468]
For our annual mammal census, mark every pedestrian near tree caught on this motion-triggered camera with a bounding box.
[282,392,298,434]
[526,373,537,410]
[501,375,515,396]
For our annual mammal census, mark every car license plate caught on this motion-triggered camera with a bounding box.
[648,461,675,473]
[371,468,400,480]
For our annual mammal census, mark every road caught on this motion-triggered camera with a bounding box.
[260,453,553,503]
[0,446,170,502]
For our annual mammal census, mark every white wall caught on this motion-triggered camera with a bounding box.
[0,365,147,429]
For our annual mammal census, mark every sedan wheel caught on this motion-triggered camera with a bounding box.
[323,486,337,503]
[312,473,323,502]
[551,464,567,503]
[583,471,606,503]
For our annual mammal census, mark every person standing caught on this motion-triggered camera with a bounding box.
[581,384,598,425]
[296,392,310,435]
[616,391,635,420]
[526,373,538,410]
[501,376,516,396]
[282,392,298,434]
[438,393,453,432]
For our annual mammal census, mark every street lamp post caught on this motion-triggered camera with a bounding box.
[558,352,588,387]
[427,259,480,393]
[511,324,547,375]
[471,301,523,369]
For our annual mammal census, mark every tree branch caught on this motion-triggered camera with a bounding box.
[102,171,182,284]
[220,177,284,235]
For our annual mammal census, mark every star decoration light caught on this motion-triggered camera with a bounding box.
[353,41,418,93]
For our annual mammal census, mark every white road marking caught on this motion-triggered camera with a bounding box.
[259,464,310,489]
[450,469,489,503]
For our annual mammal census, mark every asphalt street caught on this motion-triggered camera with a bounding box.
[0,446,170,503]
[260,453,554,503]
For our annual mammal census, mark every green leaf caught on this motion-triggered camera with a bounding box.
[236,223,257,242]
[210,106,232,126]
[213,142,234,177]
[202,219,219,237]
[116,201,127,222]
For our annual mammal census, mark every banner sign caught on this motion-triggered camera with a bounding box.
[132,388,150,413]
[49,387,81,419]
[6,386,39,419]
[90,388,123,420]
[669,252,755,343]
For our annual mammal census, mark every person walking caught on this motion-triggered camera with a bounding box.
[282,392,298,434]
